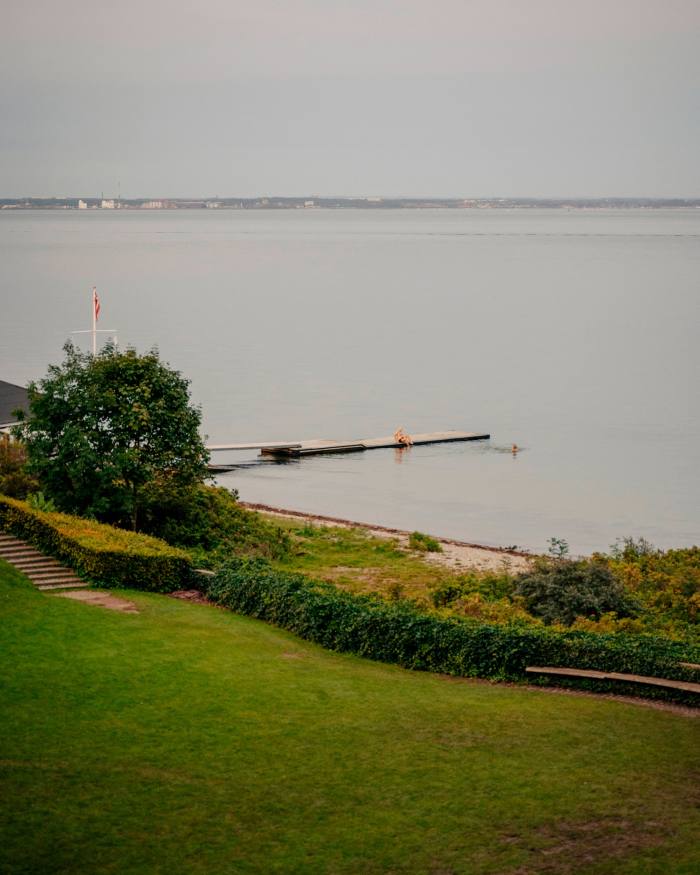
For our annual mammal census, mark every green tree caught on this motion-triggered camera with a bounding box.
[16,343,209,530]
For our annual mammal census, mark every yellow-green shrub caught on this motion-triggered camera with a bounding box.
[0,495,192,592]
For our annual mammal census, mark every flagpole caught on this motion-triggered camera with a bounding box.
[92,287,97,355]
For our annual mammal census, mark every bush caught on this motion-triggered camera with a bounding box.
[138,481,291,564]
[514,555,638,626]
[431,569,516,607]
[409,531,442,553]
[26,491,57,513]
[0,437,37,499]
[206,557,700,703]
[0,495,192,592]
[598,541,700,637]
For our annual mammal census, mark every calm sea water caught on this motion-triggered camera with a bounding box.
[1,208,699,554]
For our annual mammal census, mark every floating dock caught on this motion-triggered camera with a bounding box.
[208,430,489,459]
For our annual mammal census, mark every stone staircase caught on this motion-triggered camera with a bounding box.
[0,533,90,591]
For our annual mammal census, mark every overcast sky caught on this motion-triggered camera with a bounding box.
[2,0,699,198]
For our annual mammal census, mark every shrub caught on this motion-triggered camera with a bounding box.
[449,592,540,626]
[514,555,638,626]
[409,531,442,553]
[26,491,57,513]
[0,495,192,592]
[598,541,700,637]
[206,557,700,702]
[431,569,516,608]
[138,481,291,564]
[0,436,37,499]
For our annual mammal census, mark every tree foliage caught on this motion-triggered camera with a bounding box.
[16,343,209,529]
[0,435,38,498]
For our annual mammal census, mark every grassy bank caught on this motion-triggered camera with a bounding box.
[268,518,699,641]
[1,560,698,874]
[272,517,456,602]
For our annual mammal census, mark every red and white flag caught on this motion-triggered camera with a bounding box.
[93,287,101,322]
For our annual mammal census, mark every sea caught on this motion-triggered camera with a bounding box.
[1,208,698,554]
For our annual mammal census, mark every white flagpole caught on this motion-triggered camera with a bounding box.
[92,286,97,355]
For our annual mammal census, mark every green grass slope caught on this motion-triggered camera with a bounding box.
[1,559,698,875]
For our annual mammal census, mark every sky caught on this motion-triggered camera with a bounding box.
[1,0,699,198]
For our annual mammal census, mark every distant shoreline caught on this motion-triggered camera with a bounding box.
[3,196,700,211]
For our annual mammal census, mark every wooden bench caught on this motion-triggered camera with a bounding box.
[525,666,700,695]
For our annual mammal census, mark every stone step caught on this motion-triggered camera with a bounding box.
[17,566,69,577]
[26,574,83,585]
[11,556,64,567]
[9,555,62,566]
[35,580,86,590]
[27,569,82,581]
[0,533,92,592]
[37,581,90,591]
[0,546,44,558]
[0,555,50,567]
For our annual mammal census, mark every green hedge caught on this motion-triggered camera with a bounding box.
[207,558,700,703]
[0,495,193,592]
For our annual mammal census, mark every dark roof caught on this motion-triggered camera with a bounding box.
[0,380,29,426]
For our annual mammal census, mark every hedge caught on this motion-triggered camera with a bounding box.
[0,495,193,592]
[207,557,700,704]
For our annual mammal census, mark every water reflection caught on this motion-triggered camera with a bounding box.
[394,446,412,464]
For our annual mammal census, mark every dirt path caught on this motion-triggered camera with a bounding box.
[52,589,139,613]
[242,501,533,572]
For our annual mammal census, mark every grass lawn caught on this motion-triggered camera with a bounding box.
[272,519,463,605]
[1,560,698,874]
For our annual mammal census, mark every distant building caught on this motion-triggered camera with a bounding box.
[141,200,164,209]
[78,200,87,209]
[101,199,115,209]
[304,200,315,208]
[0,380,29,432]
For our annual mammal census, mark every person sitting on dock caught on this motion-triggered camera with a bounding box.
[394,427,413,446]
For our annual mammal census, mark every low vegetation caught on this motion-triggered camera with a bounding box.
[0,495,192,592]
[139,481,291,565]
[272,521,699,645]
[207,557,699,704]
[1,561,698,874]
[408,530,442,552]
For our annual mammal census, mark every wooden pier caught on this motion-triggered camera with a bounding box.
[207,430,489,459]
